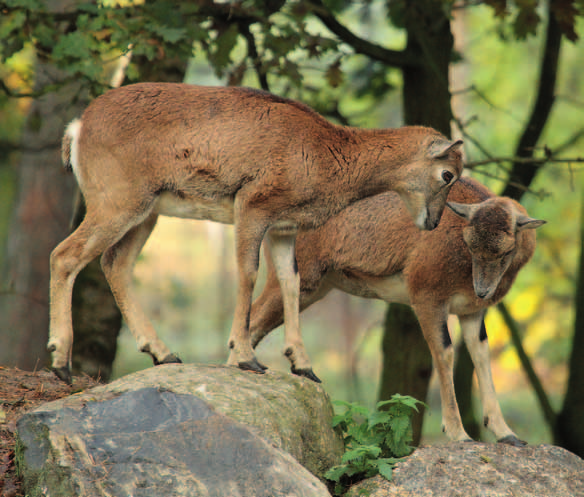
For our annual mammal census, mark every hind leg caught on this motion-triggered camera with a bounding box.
[49,211,146,383]
[100,213,181,366]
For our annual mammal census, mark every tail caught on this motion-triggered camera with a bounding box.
[61,119,82,173]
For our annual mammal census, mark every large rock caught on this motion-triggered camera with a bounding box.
[346,442,584,497]
[16,364,342,497]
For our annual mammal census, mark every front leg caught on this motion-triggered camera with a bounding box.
[413,303,472,442]
[459,312,526,446]
[265,225,320,383]
[226,203,269,374]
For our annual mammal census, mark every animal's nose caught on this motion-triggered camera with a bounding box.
[475,286,492,299]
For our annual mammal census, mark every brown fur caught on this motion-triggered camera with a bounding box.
[48,82,464,382]
[251,176,544,443]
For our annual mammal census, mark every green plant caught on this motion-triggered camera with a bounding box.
[325,394,424,495]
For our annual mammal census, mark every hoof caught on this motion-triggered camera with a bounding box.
[291,366,322,383]
[498,435,527,447]
[154,353,182,366]
[52,366,72,385]
[238,358,266,374]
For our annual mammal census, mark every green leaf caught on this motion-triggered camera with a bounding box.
[368,410,391,430]
[52,31,92,60]
[324,464,348,482]
[208,23,239,75]
[342,445,381,463]
[390,415,410,440]
[378,394,424,412]
[377,461,394,481]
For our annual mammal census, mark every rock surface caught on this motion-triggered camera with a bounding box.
[346,441,584,497]
[16,364,342,497]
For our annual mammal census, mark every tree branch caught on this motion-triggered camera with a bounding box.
[467,156,584,168]
[307,0,420,69]
[501,2,563,200]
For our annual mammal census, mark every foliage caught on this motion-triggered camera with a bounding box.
[325,394,424,495]
[0,0,341,96]
[1,0,581,100]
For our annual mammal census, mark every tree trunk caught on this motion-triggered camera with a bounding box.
[0,66,88,370]
[378,304,433,444]
[69,196,122,381]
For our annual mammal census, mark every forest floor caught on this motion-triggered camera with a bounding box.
[0,367,99,497]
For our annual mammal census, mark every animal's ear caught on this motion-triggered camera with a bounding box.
[429,139,463,159]
[516,215,546,231]
[447,201,480,221]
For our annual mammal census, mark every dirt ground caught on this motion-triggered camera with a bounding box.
[0,367,99,497]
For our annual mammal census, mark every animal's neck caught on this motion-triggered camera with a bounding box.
[338,129,415,198]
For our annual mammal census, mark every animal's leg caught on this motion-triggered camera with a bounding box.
[226,249,282,368]
[413,304,472,442]
[226,202,270,373]
[459,312,526,446]
[100,213,181,366]
[248,243,286,350]
[49,212,145,383]
[264,226,321,382]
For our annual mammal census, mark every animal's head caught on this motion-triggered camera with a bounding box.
[447,197,545,300]
[394,135,464,231]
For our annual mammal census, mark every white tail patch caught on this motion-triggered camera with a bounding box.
[63,119,82,182]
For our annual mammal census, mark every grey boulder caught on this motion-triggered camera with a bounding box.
[17,364,342,497]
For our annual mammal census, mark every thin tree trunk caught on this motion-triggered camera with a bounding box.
[501,7,562,201]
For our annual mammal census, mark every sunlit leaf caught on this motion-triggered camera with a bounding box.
[325,58,343,88]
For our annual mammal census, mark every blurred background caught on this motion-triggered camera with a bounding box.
[1,0,583,453]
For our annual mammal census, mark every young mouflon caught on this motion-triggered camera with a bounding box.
[250,176,544,445]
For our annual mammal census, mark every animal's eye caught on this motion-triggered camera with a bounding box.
[442,170,454,184]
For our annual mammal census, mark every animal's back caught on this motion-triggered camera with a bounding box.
[80,83,338,145]
[74,83,355,205]
[303,176,493,279]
